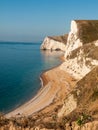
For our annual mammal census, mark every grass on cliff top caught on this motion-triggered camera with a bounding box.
[75,20,98,44]
[48,34,68,44]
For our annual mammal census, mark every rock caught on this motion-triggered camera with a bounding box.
[58,94,77,117]
[40,35,68,51]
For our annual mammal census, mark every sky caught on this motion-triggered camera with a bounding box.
[0,0,98,42]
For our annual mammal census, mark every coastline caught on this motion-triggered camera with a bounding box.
[6,56,77,118]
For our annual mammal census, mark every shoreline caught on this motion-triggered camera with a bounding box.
[5,66,59,118]
[5,51,64,117]
[6,55,77,118]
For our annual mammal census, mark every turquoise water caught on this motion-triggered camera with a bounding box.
[0,42,63,113]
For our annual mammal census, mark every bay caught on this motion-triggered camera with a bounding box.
[0,42,63,113]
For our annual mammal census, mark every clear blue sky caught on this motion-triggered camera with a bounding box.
[0,0,98,42]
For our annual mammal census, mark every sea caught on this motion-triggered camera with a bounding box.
[0,42,63,114]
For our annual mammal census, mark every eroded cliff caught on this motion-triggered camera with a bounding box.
[40,34,68,51]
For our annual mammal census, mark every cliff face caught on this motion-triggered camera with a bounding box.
[40,34,68,51]
[60,40,98,79]
[60,20,98,79]
[64,20,98,58]
[64,20,83,58]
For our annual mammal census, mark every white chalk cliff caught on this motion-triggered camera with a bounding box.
[41,20,98,81]
[65,20,98,58]
[58,20,98,121]
[61,40,98,80]
[40,35,67,51]
[64,20,83,58]
[60,20,98,80]
[41,20,98,129]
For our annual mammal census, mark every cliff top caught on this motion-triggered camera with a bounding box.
[48,34,68,44]
[74,20,98,44]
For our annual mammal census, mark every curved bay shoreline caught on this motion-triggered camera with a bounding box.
[6,56,77,118]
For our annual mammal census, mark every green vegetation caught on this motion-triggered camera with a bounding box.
[76,113,92,126]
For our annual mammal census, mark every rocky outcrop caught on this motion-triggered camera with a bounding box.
[40,34,68,51]
[58,94,77,117]
[65,20,98,58]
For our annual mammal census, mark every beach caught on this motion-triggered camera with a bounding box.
[6,65,77,118]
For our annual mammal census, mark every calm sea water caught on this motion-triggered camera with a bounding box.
[0,42,63,113]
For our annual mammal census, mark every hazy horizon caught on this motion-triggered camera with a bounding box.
[0,0,98,42]
[0,40,42,43]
